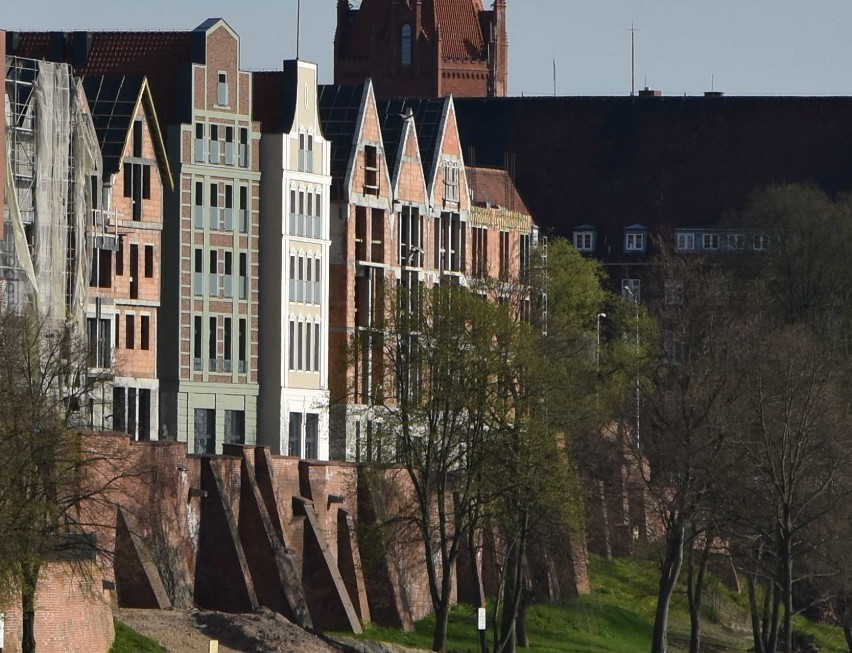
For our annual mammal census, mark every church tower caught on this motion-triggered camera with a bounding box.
[334,0,508,99]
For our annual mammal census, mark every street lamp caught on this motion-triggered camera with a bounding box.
[596,312,606,368]
[622,283,640,447]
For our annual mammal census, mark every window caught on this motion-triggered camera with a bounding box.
[288,320,295,370]
[239,253,248,300]
[622,279,641,303]
[355,206,368,260]
[209,124,220,164]
[435,212,464,272]
[124,161,147,220]
[314,323,320,373]
[209,183,219,229]
[130,244,139,299]
[702,233,720,250]
[238,318,247,373]
[208,317,217,371]
[727,233,745,251]
[288,412,302,457]
[753,234,769,251]
[224,252,233,298]
[194,249,203,296]
[116,238,124,276]
[90,248,113,288]
[224,317,232,371]
[499,231,510,281]
[194,316,202,371]
[443,162,459,203]
[239,186,248,233]
[225,126,234,165]
[519,233,531,283]
[144,245,154,278]
[217,71,228,107]
[364,145,379,195]
[87,317,111,368]
[676,232,695,251]
[401,24,413,66]
[113,388,126,433]
[625,232,646,252]
[209,250,219,297]
[573,230,595,252]
[224,410,245,445]
[133,120,143,158]
[194,181,204,228]
[471,227,488,278]
[194,408,216,454]
[126,314,135,349]
[399,205,423,267]
[140,315,150,350]
[305,413,319,459]
[194,123,205,162]
[239,128,249,167]
[224,185,234,231]
[299,132,314,173]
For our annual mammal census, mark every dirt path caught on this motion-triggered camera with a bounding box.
[117,608,342,653]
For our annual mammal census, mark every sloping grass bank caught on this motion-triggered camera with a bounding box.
[352,555,847,653]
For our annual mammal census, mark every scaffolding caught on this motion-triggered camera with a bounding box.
[3,56,99,328]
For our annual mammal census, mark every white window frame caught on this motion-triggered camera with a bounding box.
[676,232,695,251]
[753,234,769,251]
[217,71,229,107]
[573,231,595,252]
[625,232,645,252]
[702,233,720,250]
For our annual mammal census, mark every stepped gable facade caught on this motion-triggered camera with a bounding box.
[334,0,507,98]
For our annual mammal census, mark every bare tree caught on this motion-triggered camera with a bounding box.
[0,308,111,653]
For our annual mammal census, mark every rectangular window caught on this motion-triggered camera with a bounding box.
[399,205,422,267]
[289,189,297,235]
[209,316,217,370]
[239,186,248,233]
[209,250,219,297]
[313,191,322,238]
[224,251,233,298]
[625,232,645,252]
[289,255,297,299]
[217,71,228,106]
[314,258,321,304]
[194,123,205,162]
[443,163,459,203]
[116,237,124,276]
[209,183,219,229]
[238,318,247,373]
[209,124,220,164]
[727,233,745,250]
[130,244,139,299]
[519,233,531,283]
[676,232,695,251]
[140,315,150,350]
[753,234,769,251]
[703,233,720,250]
[225,126,235,165]
[314,323,320,373]
[126,314,135,349]
[194,408,216,455]
[144,245,154,278]
[194,315,202,370]
[224,185,234,231]
[364,145,379,195]
[297,322,304,370]
[471,226,487,278]
[306,321,312,372]
[142,166,151,200]
[194,249,203,296]
[355,206,367,261]
[305,413,318,459]
[499,231,510,281]
[87,317,111,368]
[371,209,384,262]
[194,181,204,228]
[133,120,143,158]
[113,388,126,433]
[239,253,248,299]
[573,231,594,252]
[288,412,302,457]
[288,320,295,370]
[239,128,249,167]
[224,410,245,445]
[299,132,314,173]
[224,317,232,371]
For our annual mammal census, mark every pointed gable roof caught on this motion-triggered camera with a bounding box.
[376,97,446,180]
[318,82,369,201]
[252,68,298,134]
[82,74,173,190]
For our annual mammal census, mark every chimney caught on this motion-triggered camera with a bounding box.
[638,87,662,97]
[704,90,724,98]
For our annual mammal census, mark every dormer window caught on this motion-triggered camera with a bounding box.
[676,231,695,251]
[401,24,413,67]
[702,233,720,250]
[573,228,595,252]
[753,234,769,251]
[624,225,648,253]
[443,162,460,203]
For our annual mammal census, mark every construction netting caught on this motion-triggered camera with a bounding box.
[3,56,98,329]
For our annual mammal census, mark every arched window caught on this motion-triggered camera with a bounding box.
[401,24,413,66]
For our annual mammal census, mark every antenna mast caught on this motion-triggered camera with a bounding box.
[553,58,557,96]
[296,0,302,59]
[628,23,638,96]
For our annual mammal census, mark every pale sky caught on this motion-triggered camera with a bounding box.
[3,0,851,97]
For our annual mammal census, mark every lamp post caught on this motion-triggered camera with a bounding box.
[596,312,606,369]
[622,283,640,446]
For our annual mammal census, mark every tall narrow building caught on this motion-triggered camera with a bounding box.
[334,0,508,99]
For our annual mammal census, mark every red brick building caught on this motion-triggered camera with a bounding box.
[334,0,508,99]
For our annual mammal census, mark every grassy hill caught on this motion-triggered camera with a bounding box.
[353,555,849,653]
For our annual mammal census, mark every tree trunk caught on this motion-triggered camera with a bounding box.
[516,587,530,649]
[766,583,781,653]
[431,562,455,653]
[22,562,40,653]
[686,532,711,653]
[651,523,685,653]
[496,540,520,653]
[746,574,765,653]
[843,623,852,653]
[781,534,793,653]
[468,526,488,653]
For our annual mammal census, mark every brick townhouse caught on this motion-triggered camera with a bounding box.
[9,19,263,452]
[82,75,173,440]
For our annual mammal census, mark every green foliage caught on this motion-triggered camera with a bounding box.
[109,620,165,653]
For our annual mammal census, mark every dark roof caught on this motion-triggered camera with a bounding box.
[318,83,367,201]
[82,74,144,176]
[8,30,195,125]
[252,67,298,134]
[376,97,446,180]
[455,95,852,260]
[467,166,530,216]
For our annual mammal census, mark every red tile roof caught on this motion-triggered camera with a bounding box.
[468,166,531,216]
[10,31,193,123]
